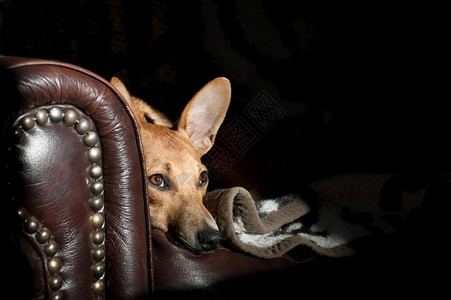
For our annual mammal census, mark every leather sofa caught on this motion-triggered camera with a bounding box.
[1,56,320,299]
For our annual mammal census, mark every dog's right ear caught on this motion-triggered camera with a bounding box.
[110,76,173,128]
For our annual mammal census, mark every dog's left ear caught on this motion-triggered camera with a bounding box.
[178,77,231,156]
[110,76,173,128]
[110,76,134,104]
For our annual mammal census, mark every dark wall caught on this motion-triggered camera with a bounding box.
[1,0,448,192]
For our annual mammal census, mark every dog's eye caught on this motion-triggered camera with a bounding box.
[199,171,208,187]
[148,174,168,189]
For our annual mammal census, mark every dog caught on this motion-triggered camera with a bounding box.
[110,76,231,254]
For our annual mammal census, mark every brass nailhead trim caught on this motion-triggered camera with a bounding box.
[18,207,63,298]
[16,107,106,299]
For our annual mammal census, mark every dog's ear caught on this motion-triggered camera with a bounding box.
[110,76,132,103]
[110,76,173,128]
[178,77,231,156]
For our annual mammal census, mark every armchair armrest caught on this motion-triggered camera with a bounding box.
[1,56,152,299]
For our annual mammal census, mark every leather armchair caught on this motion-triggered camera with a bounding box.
[1,56,314,299]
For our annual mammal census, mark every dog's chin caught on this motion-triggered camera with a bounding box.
[165,230,206,255]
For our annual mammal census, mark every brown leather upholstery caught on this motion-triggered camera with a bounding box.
[1,56,314,299]
[1,56,152,299]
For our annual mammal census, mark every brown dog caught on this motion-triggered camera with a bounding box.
[111,76,231,253]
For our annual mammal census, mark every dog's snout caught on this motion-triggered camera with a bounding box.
[197,228,221,252]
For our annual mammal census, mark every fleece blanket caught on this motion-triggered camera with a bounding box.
[203,187,402,259]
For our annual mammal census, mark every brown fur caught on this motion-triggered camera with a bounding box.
[111,76,231,253]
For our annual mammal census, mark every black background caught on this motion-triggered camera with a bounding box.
[1,0,448,192]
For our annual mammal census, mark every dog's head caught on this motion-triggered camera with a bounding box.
[111,77,231,253]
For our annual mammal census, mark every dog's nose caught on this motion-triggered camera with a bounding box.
[197,228,221,252]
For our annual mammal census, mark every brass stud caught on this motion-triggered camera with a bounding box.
[89,196,104,212]
[44,240,59,257]
[21,116,35,131]
[48,257,62,274]
[50,291,63,300]
[14,126,23,139]
[90,213,104,229]
[89,181,104,195]
[24,216,39,234]
[84,132,98,147]
[91,229,105,245]
[92,262,105,278]
[49,274,63,291]
[88,165,102,179]
[88,147,101,163]
[75,118,90,135]
[17,207,29,221]
[36,227,52,244]
[63,110,78,126]
[49,108,64,122]
[91,246,105,262]
[35,109,49,125]
[92,279,104,296]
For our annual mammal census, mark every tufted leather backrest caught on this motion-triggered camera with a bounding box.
[1,56,153,299]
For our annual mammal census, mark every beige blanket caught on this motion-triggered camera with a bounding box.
[203,187,401,259]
